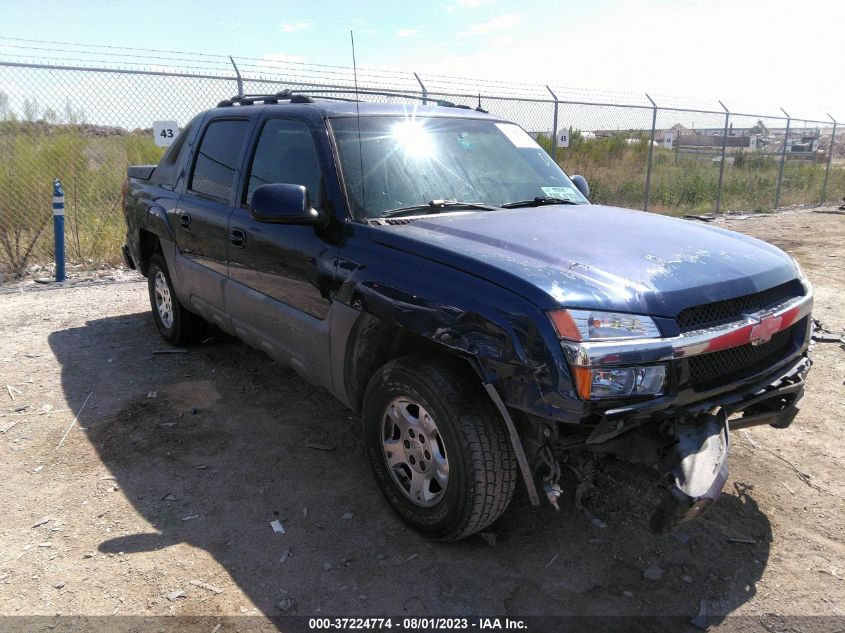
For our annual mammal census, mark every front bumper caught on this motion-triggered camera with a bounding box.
[520,286,813,531]
[560,289,813,533]
[585,351,811,445]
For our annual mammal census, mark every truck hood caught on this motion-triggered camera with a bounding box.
[371,204,801,317]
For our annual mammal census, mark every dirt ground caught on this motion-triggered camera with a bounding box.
[1,207,843,631]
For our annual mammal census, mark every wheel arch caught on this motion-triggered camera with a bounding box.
[341,310,475,414]
[137,228,161,277]
[330,267,576,420]
[131,201,177,277]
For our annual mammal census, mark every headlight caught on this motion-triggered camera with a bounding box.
[573,365,667,400]
[549,308,661,341]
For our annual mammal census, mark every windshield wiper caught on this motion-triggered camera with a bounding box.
[382,199,498,218]
[500,197,579,208]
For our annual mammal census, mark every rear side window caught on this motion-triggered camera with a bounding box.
[190,119,251,201]
[244,119,324,206]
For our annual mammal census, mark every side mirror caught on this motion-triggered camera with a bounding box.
[571,175,590,199]
[250,183,326,226]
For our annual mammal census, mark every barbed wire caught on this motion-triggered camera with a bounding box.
[0,36,834,122]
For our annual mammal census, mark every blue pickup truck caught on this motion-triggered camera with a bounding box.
[122,92,813,540]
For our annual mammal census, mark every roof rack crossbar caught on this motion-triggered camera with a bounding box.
[217,88,485,111]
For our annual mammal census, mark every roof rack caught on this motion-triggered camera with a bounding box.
[217,88,490,112]
[217,90,312,107]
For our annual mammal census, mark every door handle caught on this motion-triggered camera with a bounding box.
[178,213,191,230]
[230,228,246,248]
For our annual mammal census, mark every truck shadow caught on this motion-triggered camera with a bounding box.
[48,312,772,625]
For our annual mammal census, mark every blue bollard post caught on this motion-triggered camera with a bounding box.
[53,179,65,282]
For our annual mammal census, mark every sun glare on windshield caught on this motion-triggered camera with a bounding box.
[392,120,435,158]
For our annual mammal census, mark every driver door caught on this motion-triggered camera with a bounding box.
[224,117,338,385]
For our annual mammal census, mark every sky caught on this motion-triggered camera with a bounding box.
[1,0,843,120]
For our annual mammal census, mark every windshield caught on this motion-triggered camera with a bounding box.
[330,115,588,219]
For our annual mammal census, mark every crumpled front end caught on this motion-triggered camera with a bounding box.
[522,281,813,534]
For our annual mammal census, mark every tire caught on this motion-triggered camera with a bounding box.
[147,252,206,346]
[362,353,517,540]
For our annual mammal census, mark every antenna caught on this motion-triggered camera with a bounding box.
[476,92,487,113]
[350,30,365,216]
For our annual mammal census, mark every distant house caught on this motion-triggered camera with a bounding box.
[669,123,693,136]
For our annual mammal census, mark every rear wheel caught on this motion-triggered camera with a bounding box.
[362,354,517,540]
[147,253,206,346]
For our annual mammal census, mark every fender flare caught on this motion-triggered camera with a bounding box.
[140,205,176,243]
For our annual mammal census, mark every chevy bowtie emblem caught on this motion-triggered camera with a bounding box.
[749,312,782,346]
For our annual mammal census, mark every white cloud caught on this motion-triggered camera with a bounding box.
[280,20,313,33]
[460,13,522,37]
[396,28,421,37]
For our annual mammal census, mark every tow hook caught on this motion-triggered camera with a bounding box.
[651,410,730,534]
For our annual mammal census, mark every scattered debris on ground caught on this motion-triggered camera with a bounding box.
[305,441,335,451]
[189,580,224,594]
[643,565,663,581]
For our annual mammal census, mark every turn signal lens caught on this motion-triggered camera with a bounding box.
[549,309,582,340]
[572,366,593,400]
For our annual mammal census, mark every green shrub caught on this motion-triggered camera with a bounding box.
[0,118,163,274]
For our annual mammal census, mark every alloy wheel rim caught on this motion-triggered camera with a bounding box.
[381,396,449,507]
[154,271,174,329]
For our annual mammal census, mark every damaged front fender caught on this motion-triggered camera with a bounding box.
[333,227,585,421]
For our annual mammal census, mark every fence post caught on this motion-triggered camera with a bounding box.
[229,55,243,97]
[820,113,837,205]
[546,85,559,162]
[774,107,790,209]
[414,72,428,105]
[715,100,730,213]
[643,94,658,212]
[53,179,65,282]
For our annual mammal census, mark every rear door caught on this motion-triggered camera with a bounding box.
[173,116,253,321]
[225,116,339,385]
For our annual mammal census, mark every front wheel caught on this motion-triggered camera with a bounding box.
[147,253,206,346]
[362,354,517,540]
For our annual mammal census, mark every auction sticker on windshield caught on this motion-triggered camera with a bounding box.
[494,122,537,148]
[541,186,581,201]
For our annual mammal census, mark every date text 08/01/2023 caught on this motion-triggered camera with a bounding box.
[307,618,528,630]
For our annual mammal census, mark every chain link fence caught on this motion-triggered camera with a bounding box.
[0,41,841,278]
